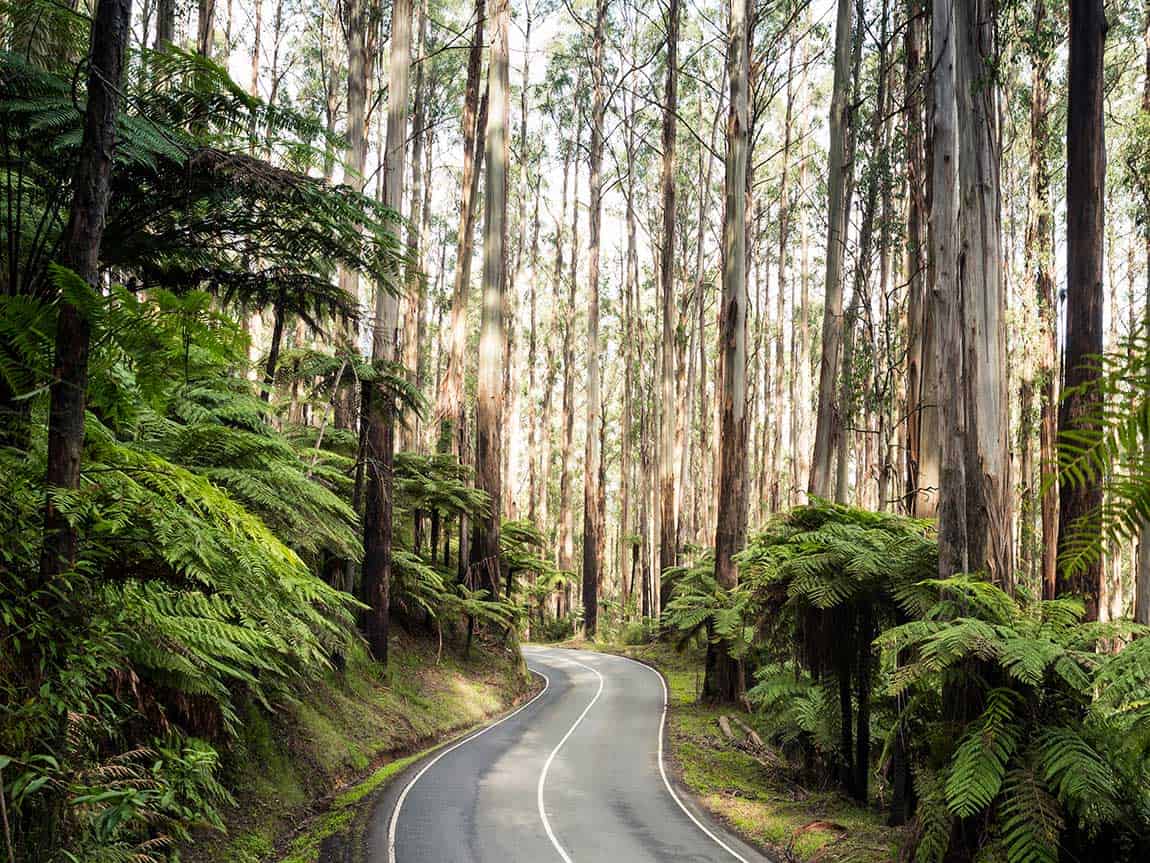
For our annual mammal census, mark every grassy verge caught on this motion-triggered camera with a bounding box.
[185,632,535,863]
[586,639,903,863]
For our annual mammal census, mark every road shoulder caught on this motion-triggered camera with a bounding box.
[571,640,903,863]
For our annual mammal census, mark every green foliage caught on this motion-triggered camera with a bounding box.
[661,552,754,654]
[1051,326,1150,580]
[882,578,1150,863]
[0,274,368,858]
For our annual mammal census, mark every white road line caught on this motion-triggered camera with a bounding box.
[608,651,754,863]
[387,667,551,863]
[535,654,605,863]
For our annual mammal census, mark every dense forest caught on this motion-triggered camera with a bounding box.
[3,0,1150,860]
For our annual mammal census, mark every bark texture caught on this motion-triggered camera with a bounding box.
[703,0,749,705]
[809,0,853,498]
[361,0,412,664]
[472,0,510,599]
[1058,0,1106,619]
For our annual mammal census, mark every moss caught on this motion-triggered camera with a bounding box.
[182,634,533,863]
[595,641,904,863]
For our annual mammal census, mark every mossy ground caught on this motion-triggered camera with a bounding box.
[582,638,904,863]
[184,631,534,863]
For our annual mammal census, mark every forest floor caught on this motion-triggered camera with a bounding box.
[183,630,537,863]
[580,638,906,863]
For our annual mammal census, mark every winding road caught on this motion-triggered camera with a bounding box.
[368,646,771,862]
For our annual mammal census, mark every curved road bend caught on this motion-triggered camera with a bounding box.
[369,646,771,863]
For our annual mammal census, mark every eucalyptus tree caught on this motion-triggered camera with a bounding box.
[658,0,681,582]
[336,0,376,429]
[704,0,749,704]
[361,0,412,663]
[1058,0,1107,619]
[903,0,933,517]
[1023,0,1059,597]
[438,0,486,457]
[472,0,511,597]
[955,0,1011,590]
[809,0,853,498]
[581,0,609,636]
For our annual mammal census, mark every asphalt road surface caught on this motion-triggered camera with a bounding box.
[369,645,771,862]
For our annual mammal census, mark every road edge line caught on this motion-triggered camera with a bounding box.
[608,651,755,863]
[387,666,551,863]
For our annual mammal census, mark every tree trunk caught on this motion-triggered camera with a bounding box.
[1057,0,1106,619]
[931,0,967,578]
[403,0,430,450]
[581,0,608,638]
[1024,0,1060,599]
[658,0,681,585]
[809,0,853,498]
[559,105,581,608]
[40,0,132,586]
[703,0,749,705]
[33,1,132,847]
[154,0,174,49]
[261,294,286,401]
[196,0,214,57]
[1137,7,1150,626]
[773,36,794,510]
[527,180,542,523]
[250,0,261,95]
[903,0,936,517]
[620,85,638,604]
[955,0,1011,590]
[335,0,372,431]
[472,0,509,600]
[360,0,412,664]
[436,0,486,454]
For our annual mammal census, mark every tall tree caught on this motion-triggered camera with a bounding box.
[658,0,681,583]
[335,0,374,429]
[33,4,133,848]
[559,89,582,616]
[955,0,1011,589]
[932,0,966,578]
[472,0,510,598]
[582,0,609,637]
[437,0,486,454]
[903,0,936,517]
[773,31,795,511]
[154,0,174,49]
[1025,0,1059,598]
[809,0,853,497]
[1138,3,1150,626]
[360,0,412,663]
[40,0,133,591]
[930,0,1012,588]
[703,0,749,704]
[403,0,430,449]
[197,0,215,57]
[1058,0,1106,619]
